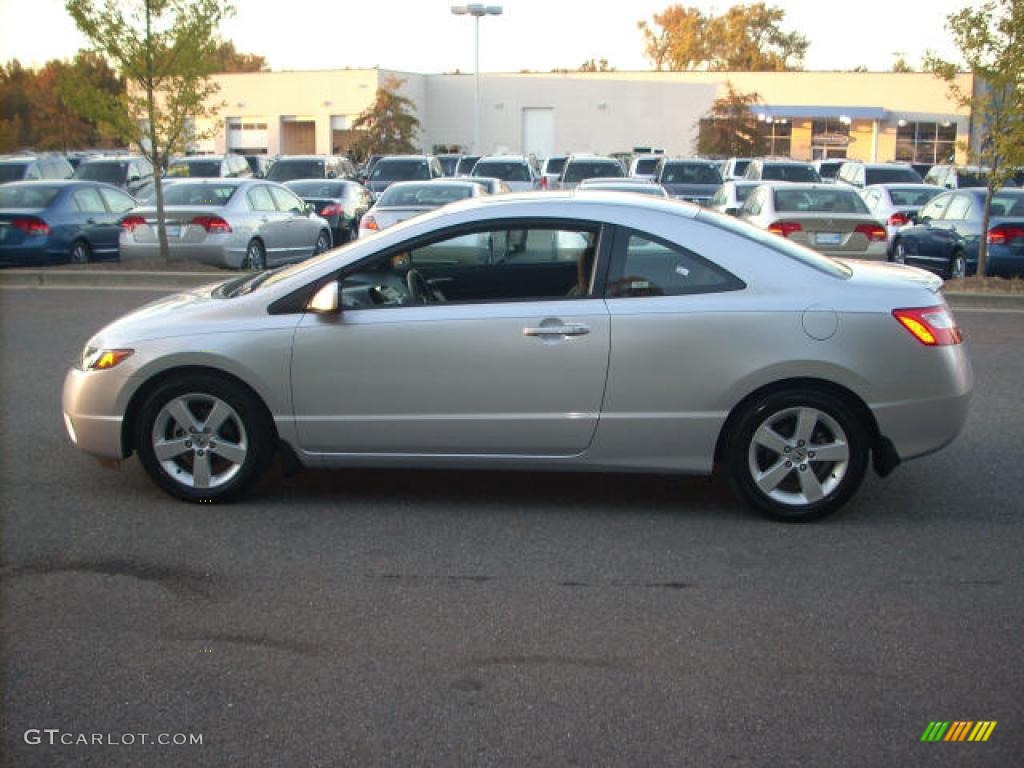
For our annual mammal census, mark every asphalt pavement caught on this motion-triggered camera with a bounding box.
[1,288,1022,767]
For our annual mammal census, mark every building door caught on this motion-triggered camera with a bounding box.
[522,108,554,159]
[280,119,316,154]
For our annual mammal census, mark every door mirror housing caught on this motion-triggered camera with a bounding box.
[307,281,340,314]
[724,207,739,217]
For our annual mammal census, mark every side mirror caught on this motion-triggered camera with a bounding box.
[724,207,739,217]
[127,174,140,183]
[307,281,340,314]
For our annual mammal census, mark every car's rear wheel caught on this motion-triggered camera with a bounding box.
[135,374,274,503]
[949,251,966,279]
[245,239,266,270]
[892,239,906,264]
[728,389,869,522]
[69,239,91,264]
[314,230,330,255]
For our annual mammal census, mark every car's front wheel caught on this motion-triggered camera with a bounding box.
[135,374,274,502]
[892,239,906,264]
[314,230,330,256]
[727,389,869,522]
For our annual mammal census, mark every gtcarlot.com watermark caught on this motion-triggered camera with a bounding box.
[24,729,203,747]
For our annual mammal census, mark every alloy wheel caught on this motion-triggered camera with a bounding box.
[151,394,248,490]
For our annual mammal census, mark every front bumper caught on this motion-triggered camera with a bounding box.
[62,366,134,459]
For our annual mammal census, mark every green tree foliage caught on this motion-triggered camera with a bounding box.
[349,76,421,161]
[65,0,234,261]
[695,82,767,157]
[579,58,616,72]
[638,3,808,71]
[926,0,1024,277]
[210,41,269,73]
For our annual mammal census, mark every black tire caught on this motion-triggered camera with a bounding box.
[314,229,331,255]
[727,388,870,522]
[134,373,274,503]
[948,251,966,279]
[245,239,266,271]
[69,239,91,264]
[892,239,906,264]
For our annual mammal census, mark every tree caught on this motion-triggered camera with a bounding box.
[892,52,915,73]
[638,3,808,71]
[578,58,616,72]
[65,0,233,262]
[210,41,269,73]
[926,0,1024,277]
[349,76,421,162]
[695,82,767,157]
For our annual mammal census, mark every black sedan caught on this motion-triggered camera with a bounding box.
[284,180,374,245]
[891,187,1024,278]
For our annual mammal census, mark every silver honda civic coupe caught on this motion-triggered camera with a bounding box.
[63,191,973,521]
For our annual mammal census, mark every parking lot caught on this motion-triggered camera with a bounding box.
[2,287,1023,766]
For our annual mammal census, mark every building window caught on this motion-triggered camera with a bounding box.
[764,120,791,157]
[811,118,851,159]
[895,121,957,164]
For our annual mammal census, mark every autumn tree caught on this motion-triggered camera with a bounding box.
[349,76,421,161]
[695,82,767,157]
[66,0,233,261]
[210,41,269,73]
[638,3,808,71]
[926,0,1024,277]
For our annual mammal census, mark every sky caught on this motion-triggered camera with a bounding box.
[0,0,980,74]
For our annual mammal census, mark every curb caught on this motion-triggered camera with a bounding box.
[3,269,1024,310]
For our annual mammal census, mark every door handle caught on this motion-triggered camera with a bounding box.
[523,323,590,337]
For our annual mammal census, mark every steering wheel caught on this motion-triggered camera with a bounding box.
[406,269,432,304]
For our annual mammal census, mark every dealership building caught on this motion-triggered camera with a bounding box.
[197,68,975,164]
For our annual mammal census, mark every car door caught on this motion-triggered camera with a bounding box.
[928,193,973,262]
[903,192,953,269]
[69,186,115,254]
[290,220,612,457]
[270,185,314,259]
[97,186,137,259]
[246,185,288,262]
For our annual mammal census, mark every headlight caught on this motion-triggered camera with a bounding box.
[81,346,134,371]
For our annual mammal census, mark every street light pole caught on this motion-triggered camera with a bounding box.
[451,4,503,155]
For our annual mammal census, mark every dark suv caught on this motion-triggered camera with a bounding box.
[365,155,445,194]
[73,155,154,195]
[265,155,356,183]
[166,154,253,178]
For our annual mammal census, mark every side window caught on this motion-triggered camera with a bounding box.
[744,188,764,215]
[606,229,744,298]
[99,187,136,213]
[24,162,42,180]
[338,224,600,309]
[72,186,107,213]
[863,189,880,210]
[270,186,304,213]
[944,195,972,221]
[919,194,951,221]
[247,185,277,212]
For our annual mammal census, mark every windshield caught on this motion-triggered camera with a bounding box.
[0,184,62,208]
[438,156,459,175]
[376,184,475,207]
[888,187,942,206]
[286,181,347,198]
[472,161,530,182]
[455,156,480,175]
[371,160,431,181]
[773,188,869,214]
[634,158,660,174]
[161,183,237,206]
[866,167,923,184]
[564,161,624,182]
[991,191,1024,217]
[267,160,326,182]
[0,163,29,182]
[167,160,221,178]
[74,162,125,184]
[661,163,722,185]
[701,209,853,279]
[762,164,821,182]
[544,157,567,175]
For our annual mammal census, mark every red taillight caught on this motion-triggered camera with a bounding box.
[120,215,147,232]
[539,176,549,189]
[987,224,1024,245]
[362,215,378,232]
[191,215,232,234]
[892,306,963,346]
[855,223,888,242]
[320,203,343,217]
[12,217,49,236]
[767,220,802,237]
[887,212,909,227]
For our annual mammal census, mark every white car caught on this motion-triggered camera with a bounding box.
[357,180,485,238]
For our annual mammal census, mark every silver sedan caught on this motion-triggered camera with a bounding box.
[64,192,972,521]
[119,178,332,269]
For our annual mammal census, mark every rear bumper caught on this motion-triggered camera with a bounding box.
[120,240,244,269]
[0,242,54,266]
[983,246,1024,278]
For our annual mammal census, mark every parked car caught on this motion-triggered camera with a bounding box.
[166,154,252,179]
[454,155,481,177]
[464,176,512,195]
[243,155,273,178]
[63,192,972,523]
[814,159,845,184]
[739,183,888,260]
[744,159,821,183]
[836,161,923,188]
[859,183,943,255]
[557,155,625,190]
[358,154,383,184]
[656,159,724,205]
[577,178,668,197]
[890,187,1024,278]
[719,157,753,182]
[119,179,331,270]
[919,164,1024,190]
[74,155,154,196]
[437,154,461,176]
[470,155,538,192]
[0,154,74,184]
[265,155,355,183]
[285,179,373,245]
[358,179,484,237]
[709,181,760,215]
[365,155,445,195]
[131,178,180,205]
[629,154,664,180]
[538,155,568,189]
[0,180,136,266]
